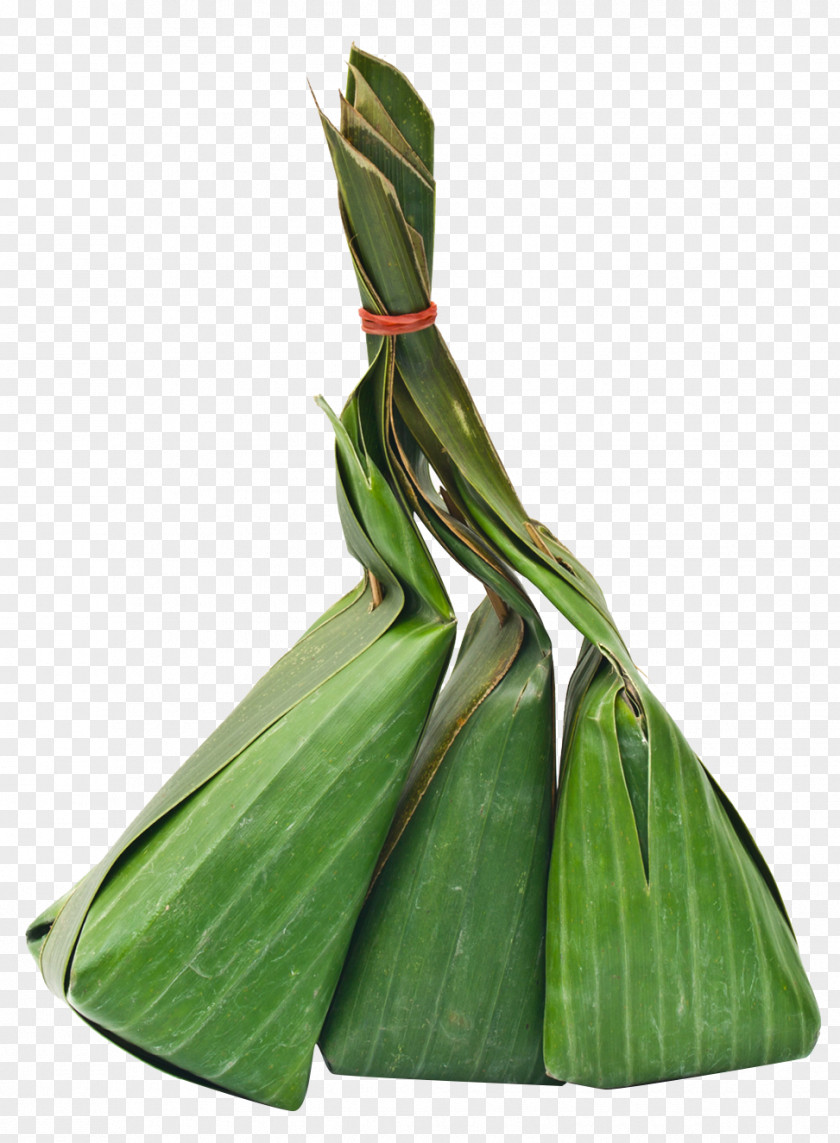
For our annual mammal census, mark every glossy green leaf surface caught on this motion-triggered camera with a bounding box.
[544,645,820,1087]
[321,317,561,1085]
[318,48,820,1089]
[346,62,433,183]
[339,93,435,288]
[321,599,557,1084]
[64,607,453,1109]
[315,104,428,317]
[346,44,434,177]
[28,44,820,1112]
[316,53,630,669]
[27,339,456,1109]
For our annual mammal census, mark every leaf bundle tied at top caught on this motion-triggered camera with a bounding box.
[27,46,819,1109]
[315,44,819,1088]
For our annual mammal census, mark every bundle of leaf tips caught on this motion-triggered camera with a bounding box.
[27,46,819,1109]
[314,45,820,1088]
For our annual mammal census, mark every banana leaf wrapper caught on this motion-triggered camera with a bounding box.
[545,641,820,1086]
[316,46,820,1085]
[321,595,556,1085]
[321,325,562,1085]
[26,338,456,1110]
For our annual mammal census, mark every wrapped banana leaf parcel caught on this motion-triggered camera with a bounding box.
[322,399,561,1084]
[317,45,820,1087]
[322,591,556,1085]
[26,337,456,1111]
[26,45,820,1110]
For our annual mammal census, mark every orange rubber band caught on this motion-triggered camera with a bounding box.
[359,302,437,336]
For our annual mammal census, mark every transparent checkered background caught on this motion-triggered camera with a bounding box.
[5,5,838,1142]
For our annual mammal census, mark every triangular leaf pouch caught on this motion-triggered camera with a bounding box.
[26,341,456,1110]
[320,597,557,1084]
[544,643,820,1087]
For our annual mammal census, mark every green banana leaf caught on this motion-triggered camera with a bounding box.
[321,597,556,1084]
[26,337,456,1110]
[545,643,820,1086]
[320,321,562,1085]
[316,47,820,1086]
[314,46,626,667]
